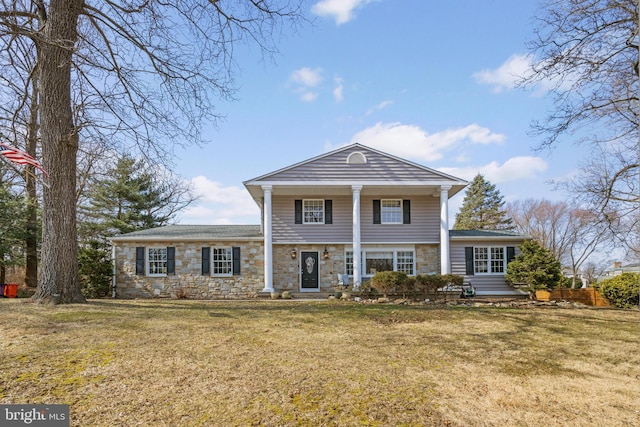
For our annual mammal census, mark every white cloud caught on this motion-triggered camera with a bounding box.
[289,67,324,102]
[473,54,532,93]
[301,91,319,102]
[333,77,344,102]
[312,0,377,25]
[350,122,505,162]
[474,53,568,95]
[290,67,323,87]
[177,176,260,224]
[366,100,393,115]
[438,156,548,184]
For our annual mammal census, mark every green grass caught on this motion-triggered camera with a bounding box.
[1,299,638,426]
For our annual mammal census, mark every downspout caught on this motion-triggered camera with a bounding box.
[111,244,117,298]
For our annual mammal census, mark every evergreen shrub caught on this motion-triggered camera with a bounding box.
[594,273,639,309]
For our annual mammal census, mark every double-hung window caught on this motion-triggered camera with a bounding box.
[381,199,402,224]
[474,247,505,274]
[303,199,324,224]
[135,246,175,276]
[202,246,241,276]
[148,248,168,276]
[212,247,233,276]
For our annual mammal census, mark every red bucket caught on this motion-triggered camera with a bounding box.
[3,284,18,298]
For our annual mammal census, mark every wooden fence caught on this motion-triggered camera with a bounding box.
[535,288,610,307]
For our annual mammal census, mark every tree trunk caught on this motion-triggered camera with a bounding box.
[32,0,85,304]
[25,73,39,289]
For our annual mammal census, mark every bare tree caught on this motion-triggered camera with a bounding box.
[522,0,639,251]
[0,1,306,303]
[0,18,41,288]
[581,261,607,286]
[507,199,613,287]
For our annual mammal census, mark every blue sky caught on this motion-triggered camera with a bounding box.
[175,0,579,225]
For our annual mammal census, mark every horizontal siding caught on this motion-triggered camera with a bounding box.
[272,196,352,243]
[450,241,522,295]
[272,195,441,244]
[360,196,440,243]
[267,147,451,182]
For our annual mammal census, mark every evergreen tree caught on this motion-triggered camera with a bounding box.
[453,174,514,230]
[505,239,563,292]
[77,155,194,297]
[0,182,28,284]
[79,155,192,240]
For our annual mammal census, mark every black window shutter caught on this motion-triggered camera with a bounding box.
[167,247,175,275]
[465,247,475,275]
[202,247,210,275]
[295,199,302,224]
[135,247,145,275]
[325,200,332,224]
[506,246,515,264]
[403,199,411,224]
[232,247,241,275]
[373,200,381,224]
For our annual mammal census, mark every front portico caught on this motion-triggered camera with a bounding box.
[243,144,466,292]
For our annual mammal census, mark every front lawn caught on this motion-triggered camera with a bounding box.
[1,299,638,426]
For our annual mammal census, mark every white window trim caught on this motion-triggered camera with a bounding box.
[474,246,506,275]
[211,246,233,277]
[146,247,168,277]
[303,199,325,224]
[381,199,403,224]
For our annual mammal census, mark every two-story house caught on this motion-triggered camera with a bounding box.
[110,143,526,299]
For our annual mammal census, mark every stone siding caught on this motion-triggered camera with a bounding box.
[114,241,441,299]
[416,244,440,275]
[273,244,344,294]
[115,240,264,299]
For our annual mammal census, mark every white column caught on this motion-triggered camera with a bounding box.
[352,185,362,288]
[440,185,452,274]
[262,185,274,292]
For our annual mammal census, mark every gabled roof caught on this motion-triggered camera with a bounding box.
[243,143,468,201]
[450,229,528,241]
[110,225,263,242]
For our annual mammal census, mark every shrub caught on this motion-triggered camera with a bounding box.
[414,274,445,300]
[505,239,562,292]
[557,275,573,288]
[352,280,379,299]
[370,271,409,298]
[78,240,112,298]
[441,274,464,287]
[594,273,639,309]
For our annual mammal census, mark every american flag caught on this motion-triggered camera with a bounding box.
[0,142,49,177]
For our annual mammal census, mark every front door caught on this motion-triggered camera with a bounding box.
[300,251,319,291]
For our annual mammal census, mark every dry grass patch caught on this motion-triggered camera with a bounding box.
[0,299,638,426]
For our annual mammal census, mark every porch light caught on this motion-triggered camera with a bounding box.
[291,249,297,259]
[323,246,330,259]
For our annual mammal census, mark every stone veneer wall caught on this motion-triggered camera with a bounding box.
[272,244,439,293]
[114,240,264,299]
[415,244,440,275]
[115,241,441,299]
[272,244,345,294]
